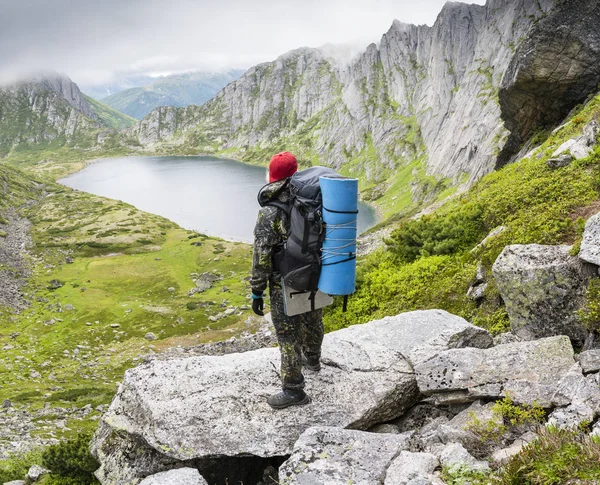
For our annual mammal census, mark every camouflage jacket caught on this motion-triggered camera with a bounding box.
[250,179,292,293]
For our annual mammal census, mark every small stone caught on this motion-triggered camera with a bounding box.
[63,304,74,311]
[30,370,41,379]
[579,349,600,374]
[110,323,120,328]
[2,398,12,408]
[546,153,573,169]
[167,287,176,293]
[467,282,487,302]
[145,332,158,341]
[438,442,490,472]
[26,464,50,483]
[491,431,538,464]
[48,279,63,290]
[370,423,400,434]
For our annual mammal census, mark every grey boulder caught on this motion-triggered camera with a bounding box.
[24,465,49,484]
[347,309,492,367]
[546,153,573,169]
[579,212,600,266]
[384,451,440,485]
[416,400,500,454]
[492,244,595,343]
[552,120,599,161]
[415,336,576,407]
[138,469,207,485]
[278,427,413,485]
[438,442,490,472]
[579,349,600,374]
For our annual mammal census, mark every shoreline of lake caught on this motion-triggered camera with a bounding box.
[59,155,379,243]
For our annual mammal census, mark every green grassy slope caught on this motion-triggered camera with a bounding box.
[84,95,136,129]
[0,163,254,443]
[324,92,600,335]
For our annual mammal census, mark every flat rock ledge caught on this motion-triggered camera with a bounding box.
[91,310,491,484]
[415,335,576,407]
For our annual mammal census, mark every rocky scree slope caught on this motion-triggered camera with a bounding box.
[0,164,45,312]
[130,0,554,197]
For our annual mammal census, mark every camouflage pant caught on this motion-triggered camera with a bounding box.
[269,280,324,391]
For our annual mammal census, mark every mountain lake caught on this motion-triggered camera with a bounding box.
[60,156,378,242]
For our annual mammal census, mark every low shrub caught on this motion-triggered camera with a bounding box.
[41,432,100,484]
[0,449,43,483]
[496,427,600,484]
[385,204,486,263]
[578,278,600,334]
[465,397,545,456]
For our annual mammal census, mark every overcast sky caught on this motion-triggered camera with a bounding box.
[0,0,487,87]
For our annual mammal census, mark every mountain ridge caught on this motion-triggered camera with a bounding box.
[100,69,245,119]
[126,0,555,217]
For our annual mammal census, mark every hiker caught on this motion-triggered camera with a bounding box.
[250,151,324,410]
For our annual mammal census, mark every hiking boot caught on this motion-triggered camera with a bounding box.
[267,389,311,409]
[302,355,321,372]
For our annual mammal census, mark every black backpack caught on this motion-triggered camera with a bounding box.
[264,166,343,293]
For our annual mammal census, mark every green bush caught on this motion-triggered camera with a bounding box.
[441,427,600,485]
[0,449,43,483]
[41,432,99,484]
[385,204,486,263]
[465,396,545,456]
[496,427,600,484]
[578,278,600,333]
[324,253,478,332]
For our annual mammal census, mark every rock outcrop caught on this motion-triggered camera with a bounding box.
[498,0,600,165]
[415,335,576,407]
[492,244,596,343]
[579,211,600,266]
[91,310,491,484]
[130,0,554,191]
[0,73,100,155]
[90,304,600,484]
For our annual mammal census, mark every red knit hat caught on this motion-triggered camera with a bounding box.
[269,152,298,183]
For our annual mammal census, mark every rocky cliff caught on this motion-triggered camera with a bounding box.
[0,72,101,156]
[129,0,555,209]
[499,0,600,165]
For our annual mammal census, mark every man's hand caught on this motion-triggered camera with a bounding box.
[251,289,265,316]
